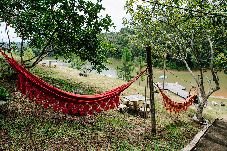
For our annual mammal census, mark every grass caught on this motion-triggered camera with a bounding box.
[203,97,227,120]
[1,62,224,150]
[0,94,200,150]
[31,67,98,95]
[33,65,146,96]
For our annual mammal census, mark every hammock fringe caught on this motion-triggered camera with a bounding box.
[159,88,196,113]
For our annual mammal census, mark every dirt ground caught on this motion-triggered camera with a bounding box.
[192,119,227,151]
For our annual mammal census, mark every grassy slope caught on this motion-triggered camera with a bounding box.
[0,64,211,150]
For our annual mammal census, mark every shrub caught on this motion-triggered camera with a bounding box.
[23,48,35,61]
[0,56,16,79]
[0,56,9,79]
[0,85,11,101]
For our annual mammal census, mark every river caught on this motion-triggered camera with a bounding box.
[39,59,227,99]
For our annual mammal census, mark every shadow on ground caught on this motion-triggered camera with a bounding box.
[192,119,227,151]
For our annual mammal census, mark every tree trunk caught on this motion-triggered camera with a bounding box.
[196,69,206,122]
[146,46,156,135]
[196,97,205,122]
[20,37,24,64]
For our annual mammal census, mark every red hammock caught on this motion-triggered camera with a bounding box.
[0,49,146,115]
[158,87,196,113]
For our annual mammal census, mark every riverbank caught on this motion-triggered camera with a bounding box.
[40,58,227,98]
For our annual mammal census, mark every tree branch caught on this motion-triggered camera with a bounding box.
[170,33,200,85]
[182,59,199,85]
[23,55,38,63]
[174,36,187,59]
[188,33,199,64]
[27,45,50,68]
[27,29,58,68]
[23,48,55,63]
[6,26,14,58]
[205,36,220,99]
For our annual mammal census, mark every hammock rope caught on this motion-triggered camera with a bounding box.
[156,85,196,113]
[156,55,196,113]
[0,49,147,115]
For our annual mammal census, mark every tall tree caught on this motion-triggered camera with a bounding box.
[117,47,135,81]
[0,0,113,71]
[125,0,227,122]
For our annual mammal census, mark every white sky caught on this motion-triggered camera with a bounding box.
[99,0,127,31]
[0,22,21,42]
[0,0,127,42]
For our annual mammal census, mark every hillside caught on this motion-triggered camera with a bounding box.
[0,64,224,150]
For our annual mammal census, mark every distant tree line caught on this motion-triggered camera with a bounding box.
[103,27,227,71]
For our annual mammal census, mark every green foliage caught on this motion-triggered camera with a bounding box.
[0,0,113,70]
[103,27,188,70]
[117,48,135,81]
[0,54,15,79]
[214,52,227,72]
[69,54,87,71]
[134,56,146,84]
[0,56,7,78]
[104,25,220,70]
[125,0,227,121]
[23,48,35,61]
[0,85,10,101]
[104,28,145,60]
[125,0,226,70]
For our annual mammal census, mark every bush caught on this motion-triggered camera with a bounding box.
[23,48,35,61]
[0,56,16,79]
[0,85,11,101]
[0,56,9,79]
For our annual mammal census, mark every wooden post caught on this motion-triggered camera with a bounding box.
[20,37,24,64]
[144,86,147,130]
[163,53,167,90]
[49,60,51,67]
[144,86,147,118]
[146,46,156,135]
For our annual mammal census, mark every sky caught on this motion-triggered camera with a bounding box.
[99,0,127,31]
[0,0,127,42]
[0,22,22,42]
